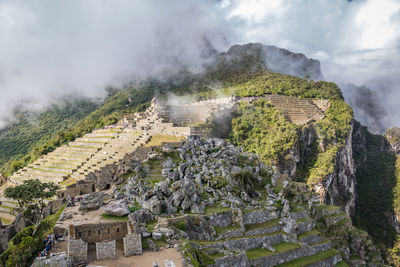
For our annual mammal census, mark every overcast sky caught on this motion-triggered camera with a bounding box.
[0,0,399,130]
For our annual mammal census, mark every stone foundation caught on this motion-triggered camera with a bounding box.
[123,233,142,256]
[96,240,116,260]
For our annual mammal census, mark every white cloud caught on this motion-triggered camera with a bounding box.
[0,0,233,127]
[220,0,400,130]
[0,0,399,131]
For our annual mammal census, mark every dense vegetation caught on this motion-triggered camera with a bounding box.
[352,122,397,247]
[0,205,64,267]
[226,71,344,100]
[0,85,159,176]
[0,98,98,176]
[226,71,353,186]
[230,100,299,167]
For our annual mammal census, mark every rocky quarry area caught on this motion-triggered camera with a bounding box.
[52,137,383,266]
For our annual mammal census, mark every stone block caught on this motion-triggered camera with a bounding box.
[96,240,116,260]
[123,233,142,256]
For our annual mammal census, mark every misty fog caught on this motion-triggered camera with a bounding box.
[0,0,399,132]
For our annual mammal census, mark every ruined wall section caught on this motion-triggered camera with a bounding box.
[73,222,127,243]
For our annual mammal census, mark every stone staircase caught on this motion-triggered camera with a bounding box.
[189,208,344,266]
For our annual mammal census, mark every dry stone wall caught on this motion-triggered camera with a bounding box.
[123,233,142,256]
[73,222,127,243]
[68,238,87,263]
[96,240,116,260]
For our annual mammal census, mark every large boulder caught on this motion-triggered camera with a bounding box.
[172,189,185,207]
[182,179,196,196]
[79,192,109,211]
[101,200,130,216]
[143,195,161,215]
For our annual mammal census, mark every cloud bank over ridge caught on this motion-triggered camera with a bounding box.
[0,0,399,131]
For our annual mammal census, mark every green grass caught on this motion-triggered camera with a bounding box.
[316,204,340,210]
[0,217,12,224]
[214,224,240,234]
[31,167,69,174]
[244,218,280,232]
[204,205,231,214]
[298,229,320,240]
[296,218,311,224]
[0,205,14,210]
[324,212,346,219]
[335,261,349,267]
[246,242,300,260]
[275,248,340,267]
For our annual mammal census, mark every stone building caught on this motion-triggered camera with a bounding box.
[67,221,142,264]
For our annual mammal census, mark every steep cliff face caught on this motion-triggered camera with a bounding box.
[290,122,357,217]
[351,121,397,246]
[318,121,357,217]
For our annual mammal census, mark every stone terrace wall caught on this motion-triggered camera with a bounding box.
[73,222,127,243]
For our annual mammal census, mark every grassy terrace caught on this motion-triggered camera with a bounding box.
[0,204,15,211]
[246,242,300,260]
[0,217,12,224]
[298,229,320,240]
[68,145,100,149]
[31,167,70,174]
[204,205,231,214]
[324,212,346,219]
[244,218,281,232]
[214,224,241,234]
[296,217,312,224]
[59,177,77,186]
[195,230,284,246]
[144,135,185,148]
[275,248,340,267]
[316,204,340,211]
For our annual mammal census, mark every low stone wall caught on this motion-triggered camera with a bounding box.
[243,210,279,224]
[123,233,142,256]
[245,224,281,236]
[193,232,283,250]
[290,210,308,220]
[300,233,323,245]
[59,181,95,198]
[209,251,250,267]
[96,240,116,260]
[307,254,342,267]
[207,211,233,227]
[215,229,243,240]
[73,222,128,243]
[68,238,87,263]
[296,220,315,235]
[250,246,313,267]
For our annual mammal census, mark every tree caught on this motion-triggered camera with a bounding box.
[4,179,59,229]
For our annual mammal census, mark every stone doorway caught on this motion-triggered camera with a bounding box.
[87,243,97,262]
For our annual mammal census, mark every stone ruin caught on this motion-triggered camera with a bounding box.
[67,221,141,264]
[0,94,330,252]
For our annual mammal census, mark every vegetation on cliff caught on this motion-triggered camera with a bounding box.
[230,99,299,167]
[0,205,65,267]
[0,85,156,177]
